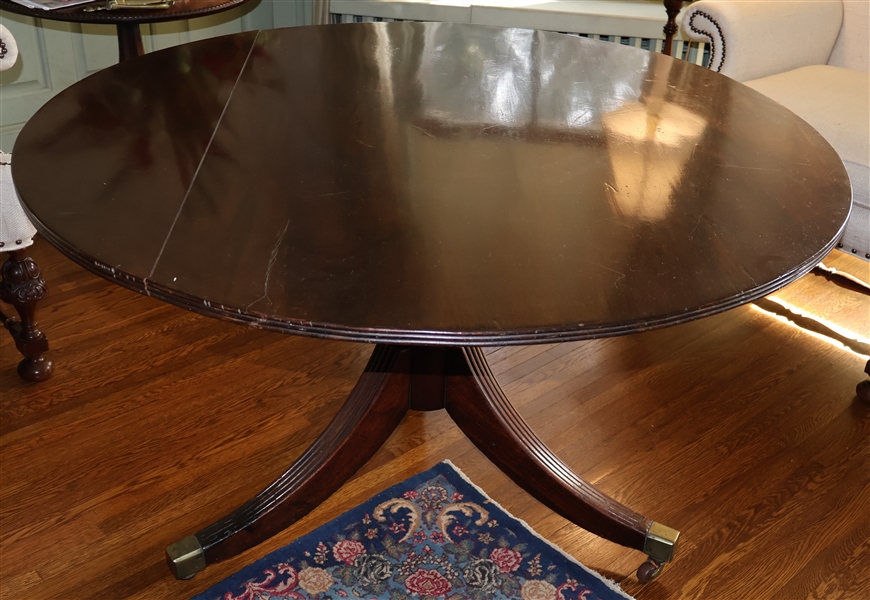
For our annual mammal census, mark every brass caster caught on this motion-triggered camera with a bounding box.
[636,559,665,583]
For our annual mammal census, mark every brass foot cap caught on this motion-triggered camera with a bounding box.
[166,535,206,580]
[643,521,680,565]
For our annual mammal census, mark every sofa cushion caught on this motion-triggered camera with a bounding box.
[746,65,869,258]
[746,65,868,170]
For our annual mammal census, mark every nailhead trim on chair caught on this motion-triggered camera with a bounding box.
[837,242,870,259]
[0,40,7,60]
[688,10,726,72]
[1,153,35,250]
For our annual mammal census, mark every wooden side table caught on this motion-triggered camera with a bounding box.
[0,0,251,61]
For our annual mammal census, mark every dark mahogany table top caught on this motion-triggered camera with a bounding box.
[13,23,851,345]
[0,0,247,24]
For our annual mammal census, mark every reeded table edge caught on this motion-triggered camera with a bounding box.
[25,206,848,347]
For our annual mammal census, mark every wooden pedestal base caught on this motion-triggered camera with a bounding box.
[166,345,678,581]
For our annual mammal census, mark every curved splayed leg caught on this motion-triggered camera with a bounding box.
[444,347,679,582]
[166,344,411,579]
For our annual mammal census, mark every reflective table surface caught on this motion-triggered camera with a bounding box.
[13,23,851,345]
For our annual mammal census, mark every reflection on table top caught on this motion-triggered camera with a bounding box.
[13,22,851,345]
[0,0,247,24]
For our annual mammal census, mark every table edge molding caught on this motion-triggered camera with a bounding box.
[29,218,843,347]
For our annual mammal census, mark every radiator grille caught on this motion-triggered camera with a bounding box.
[331,13,710,67]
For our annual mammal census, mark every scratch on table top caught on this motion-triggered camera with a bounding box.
[411,124,437,139]
[690,213,703,235]
[718,164,781,171]
[570,109,590,125]
[246,218,290,311]
[593,262,626,287]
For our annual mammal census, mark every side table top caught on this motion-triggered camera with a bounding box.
[12,23,852,345]
[0,0,248,24]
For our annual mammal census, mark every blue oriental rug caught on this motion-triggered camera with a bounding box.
[192,461,635,600]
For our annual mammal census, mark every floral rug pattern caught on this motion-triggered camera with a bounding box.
[192,462,633,600]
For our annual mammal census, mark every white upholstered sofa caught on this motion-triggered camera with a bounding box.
[681,0,869,262]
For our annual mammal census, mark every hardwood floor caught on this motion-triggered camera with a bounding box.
[1,240,867,599]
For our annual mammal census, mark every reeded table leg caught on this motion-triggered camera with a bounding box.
[166,345,411,579]
[167,344,678,582]
[445,347,678,581]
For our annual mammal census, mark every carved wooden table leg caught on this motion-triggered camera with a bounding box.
[0,249,52,381]
[166,345,411,579]
[445,347,679,582]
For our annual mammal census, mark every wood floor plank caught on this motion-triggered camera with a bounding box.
[0,240,867,599]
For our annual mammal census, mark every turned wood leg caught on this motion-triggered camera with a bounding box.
[166,344,411,579]
[662,0,684,57]
[0,249,53,382]
[812,263,870,295]
[116,23,144,62]
[444,347,679,582]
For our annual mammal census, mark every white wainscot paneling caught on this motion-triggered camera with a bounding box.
[1,13,80,149]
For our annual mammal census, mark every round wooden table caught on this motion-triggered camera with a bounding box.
[0,0,250,60]
[12,22,851,583]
